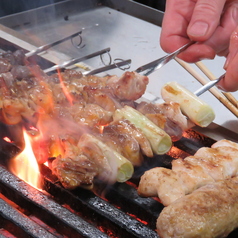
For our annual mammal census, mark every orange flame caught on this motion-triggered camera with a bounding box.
[10,130,42,190]
[49,138,64,158]
[57,69,74,105]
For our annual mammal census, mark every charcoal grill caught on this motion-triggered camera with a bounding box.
[0,123,238,238]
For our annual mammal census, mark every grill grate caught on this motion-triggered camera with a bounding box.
[1,128,238,238]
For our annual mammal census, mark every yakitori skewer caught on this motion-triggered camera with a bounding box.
[43,48,111,74]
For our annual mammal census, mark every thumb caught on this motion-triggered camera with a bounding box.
[187,0,226,41]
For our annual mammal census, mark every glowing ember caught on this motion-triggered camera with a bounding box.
[10,130,42,190]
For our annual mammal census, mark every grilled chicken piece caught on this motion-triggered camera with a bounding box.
[107,119,153,158]
[212,139,238,149]
[172,157,215,194]
[1,49,26,66]
[138,167,186,206]
[0,49,26,74]
[11,65,34,79]
[157,177,238,238]
[77,135,114,183]
[138,140,238,206]
[52,155,98,190]
[97,126,143,166]
[137,101,192,131]
[136,101,194,141]
[52,135,120,189]
[0,97,27,125]
[52,141,98,190]
[55,70,148,102]
[1,72,16,88]
[107,71,149,101]
[0,58,12,73]
[138,158,215,206]
[56,69,108,88]
[83,87,119,112]
[68,103,113,128]
[192,146,238,180]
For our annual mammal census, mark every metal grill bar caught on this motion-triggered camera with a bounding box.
[0,165,108,238]
[0,198,57,238]
[40,165,159,238]
[0,233,10,238]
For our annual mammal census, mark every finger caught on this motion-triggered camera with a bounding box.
[218,62,238,92]
[217,25,238,92]
[204,2,238,56]
[177,44,216,62]
[160,0,195,52]
[224,25,238,69]
[177,2,238,61]
[187,0,226,41]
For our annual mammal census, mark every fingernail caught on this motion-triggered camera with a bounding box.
[224,57,230,69]
[217,84,227,92]
[217,76,227,92]
[189,21,209,37]
[198,57,213,61]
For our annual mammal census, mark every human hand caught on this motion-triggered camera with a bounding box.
[160,0,238,91]
[219,25,238,91]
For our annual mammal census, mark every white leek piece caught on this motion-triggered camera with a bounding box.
[161,82,215,127]
[113,106,172,155]
[79,133,134,183]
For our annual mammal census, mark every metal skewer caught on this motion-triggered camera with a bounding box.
[26,31,83,58]
[134,41,223,96]
[193,74,225,96]
[135,41,195,76]
[43,48,111,74]
[83,59,131,76]
[25,24,99,58]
